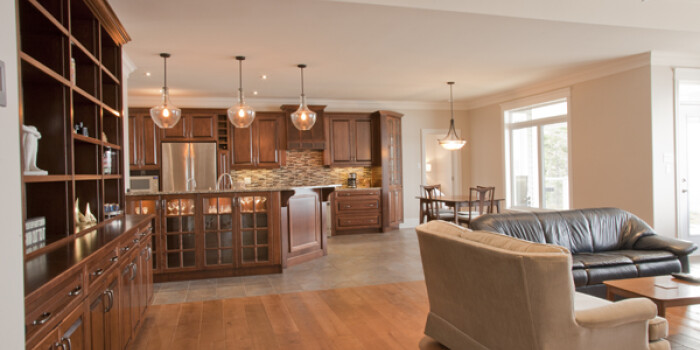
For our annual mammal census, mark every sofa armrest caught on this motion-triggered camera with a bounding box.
[575,298,657,328]
[635,234,698,256]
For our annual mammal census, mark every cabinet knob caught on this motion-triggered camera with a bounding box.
[68,285,82,297]
[91,268,104,277]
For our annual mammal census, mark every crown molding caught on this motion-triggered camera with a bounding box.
[651,52,700,68]
[127,95,471,112]
[463,52,652,111]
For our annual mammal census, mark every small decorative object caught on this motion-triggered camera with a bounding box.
[134,207,140,215]
[70,58,76,84]
[228,56,256,128]
[141,206,148,214]
[439,82,466,150]
[84,202,97,223]
[75,199,85,223]
[101,131,108,143]
[22,125,48,175]
[74,122,89,136]
[103,147,112,174]
[150,53,182,129]
[25,217,46,247]
[290,64,317,130]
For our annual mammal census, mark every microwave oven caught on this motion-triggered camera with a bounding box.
[129,175,159,193]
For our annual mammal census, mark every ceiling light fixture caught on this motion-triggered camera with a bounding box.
[439,82,466,150]
[228,56,256,128]
[290,64,317,131]
[150,53,182,129]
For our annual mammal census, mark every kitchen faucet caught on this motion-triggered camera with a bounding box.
[216,173,233,191]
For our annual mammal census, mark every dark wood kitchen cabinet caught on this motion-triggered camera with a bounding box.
[372,111,404,232]
[231,112,286,169]
[29,304,88,350]
[129,113,160,170]
[160,112,216,141]
[325,113,374,166]
[88,270,120,350]
[281,104,327,150]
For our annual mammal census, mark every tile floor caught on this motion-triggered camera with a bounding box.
[151,227,424,305]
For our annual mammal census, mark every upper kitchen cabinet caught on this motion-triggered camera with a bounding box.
[281,104,326,150]
[371,111,404,232]
[230,112,286,169]
[160,111,216,142]
[324,113,374,166]
[129,111,160,171]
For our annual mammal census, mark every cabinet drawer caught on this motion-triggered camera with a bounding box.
[336,214,381,229]
[137,223,154,243]
[336,190,380,198]
[336,199,380,212]
[25,270,84,341]
[86,247,119,286]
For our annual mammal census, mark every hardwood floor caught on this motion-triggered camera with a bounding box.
[130,279,700,349]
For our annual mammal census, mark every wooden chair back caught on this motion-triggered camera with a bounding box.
[421,184,443,221]
[468,186,495,221]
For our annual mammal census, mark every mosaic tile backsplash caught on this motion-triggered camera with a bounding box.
[230,150,373,187]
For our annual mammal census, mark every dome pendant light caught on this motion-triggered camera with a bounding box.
[439,82,466,150]
[290,64,317,130]
[227,56,256,128]
[150,53,182,129]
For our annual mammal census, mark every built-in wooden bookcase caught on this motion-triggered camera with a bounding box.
[18,0,130,256]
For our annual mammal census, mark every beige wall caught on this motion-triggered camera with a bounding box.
[401,109,457,225]
[466,67,660,229]
[0,0,28,346]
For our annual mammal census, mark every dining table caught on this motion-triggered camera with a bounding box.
[416,195,505,224]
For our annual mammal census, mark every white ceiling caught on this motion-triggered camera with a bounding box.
[111,0,700,106]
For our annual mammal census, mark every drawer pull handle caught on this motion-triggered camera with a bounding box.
[110,256,118,263]
[61,337,72,350]
[32,312,51,325]
[68,285,82,297]
[344,205,352,208]
[121,246,130,252]
[91,268,104,277]
[130,263,138,281]
[104,290,114,312]
[133,239,140,244]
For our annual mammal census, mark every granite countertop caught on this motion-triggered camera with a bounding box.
[335,187,381,191]
[126,184,342,196]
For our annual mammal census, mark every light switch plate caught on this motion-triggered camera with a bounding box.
[0,60,6,107]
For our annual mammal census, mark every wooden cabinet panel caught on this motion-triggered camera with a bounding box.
[231,125,254,168]
[128,113,160,170]
[31,328,58,350]
[142,117,159,167]
[128,115,138,168]
[281,188,325,267]
[372,111,404,232]
[161,116,187,139]
[355,119,373,163]
[190,115,216,139]
[230,113,285,169]
[332,189,382,234]
[89,271,120,350]
[57,303,88,350]
[119,249,139,348]
[325,113,373,166]
[282,104,326,150]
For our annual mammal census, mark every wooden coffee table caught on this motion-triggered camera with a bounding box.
[604,276,700,317]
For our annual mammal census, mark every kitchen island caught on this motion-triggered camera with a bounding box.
[126,185,339,281]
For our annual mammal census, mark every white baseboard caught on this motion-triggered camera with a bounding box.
[400,218,420,228]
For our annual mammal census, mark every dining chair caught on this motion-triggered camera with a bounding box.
[457,186,495,227]
[421,185,455,222]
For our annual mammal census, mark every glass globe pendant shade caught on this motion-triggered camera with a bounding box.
[228,56,256,128]
[150,87,182,129]
[228,92,255,128]
[150,53,182,129]
[290,96,317,130]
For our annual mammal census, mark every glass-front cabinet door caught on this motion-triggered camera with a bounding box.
[202,196,235,267]
[126,196,160,272]
[238,194,272,266]
[162,196,197,270]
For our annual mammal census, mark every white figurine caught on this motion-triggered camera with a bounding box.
[22,125,48,175]
[84,202,97,223]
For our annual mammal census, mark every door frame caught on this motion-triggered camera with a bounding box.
[420,129,462,196]
[674,68,700,244]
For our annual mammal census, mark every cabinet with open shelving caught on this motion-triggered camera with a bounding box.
[162,196,197,270]
[18,0,130,257]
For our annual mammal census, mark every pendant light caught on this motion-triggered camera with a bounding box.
[439,81,466,150]
[227,56,256,128]
[290,64,317,130]
[150,53,182,129]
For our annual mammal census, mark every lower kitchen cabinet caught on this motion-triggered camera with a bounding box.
[119,248,140,348]
[31,301,88,350]
[332,189,382,234]
[88,270,120,350]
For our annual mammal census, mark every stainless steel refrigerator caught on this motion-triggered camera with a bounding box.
[161,142,217,192]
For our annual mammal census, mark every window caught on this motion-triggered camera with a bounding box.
[503,91,570,210]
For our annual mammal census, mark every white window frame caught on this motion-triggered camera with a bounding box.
[501,88,572,210]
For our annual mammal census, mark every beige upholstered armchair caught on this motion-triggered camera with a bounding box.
[416,221,670,350]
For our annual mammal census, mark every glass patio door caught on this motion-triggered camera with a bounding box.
[678,80,700,243]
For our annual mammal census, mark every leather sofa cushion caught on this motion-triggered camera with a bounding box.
[572,269,588,286]
[614,250,675,263]
[573,253,634,268]
[465,212,547,244]
[587,264,638,285]
[637,260,681,277]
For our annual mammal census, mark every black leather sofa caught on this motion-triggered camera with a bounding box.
[470,208,697,296]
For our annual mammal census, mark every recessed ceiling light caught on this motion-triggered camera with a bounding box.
[261,74,268,80]
[145,72,151,77]
[253,91,259,95]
